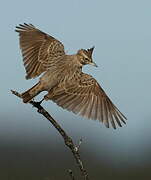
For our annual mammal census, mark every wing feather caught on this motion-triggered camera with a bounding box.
[16,23,65,79]
[94,95,98,120]
[48,73,127,128]
[106,99,116,128]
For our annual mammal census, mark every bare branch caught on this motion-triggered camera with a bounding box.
[11,90,90,180]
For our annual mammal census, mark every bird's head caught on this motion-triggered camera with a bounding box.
[77,46,97,67]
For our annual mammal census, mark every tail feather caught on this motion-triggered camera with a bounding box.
[21,82,42,103]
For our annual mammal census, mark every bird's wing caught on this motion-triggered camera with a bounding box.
[16,23,65,79]
[50,73,127,129]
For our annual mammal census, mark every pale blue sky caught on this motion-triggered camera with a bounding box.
[0,0,151,179]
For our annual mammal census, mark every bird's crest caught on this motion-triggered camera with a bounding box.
[87,46,95,59]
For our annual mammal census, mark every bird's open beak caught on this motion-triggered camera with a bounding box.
[89,62,98,67]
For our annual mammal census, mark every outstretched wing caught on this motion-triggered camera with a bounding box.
[16,23,65,79]
[50,74,127,129]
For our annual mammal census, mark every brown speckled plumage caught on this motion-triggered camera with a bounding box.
[16,23,127,129]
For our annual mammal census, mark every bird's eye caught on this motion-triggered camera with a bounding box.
[85,58,89,61]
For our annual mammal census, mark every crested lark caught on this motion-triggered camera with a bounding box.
[15,23,127,129]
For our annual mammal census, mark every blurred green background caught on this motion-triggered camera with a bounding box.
[0,0,151,179]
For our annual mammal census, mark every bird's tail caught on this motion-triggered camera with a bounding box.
[21,82,42,103]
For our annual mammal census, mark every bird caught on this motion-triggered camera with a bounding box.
[15,23,127,129]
